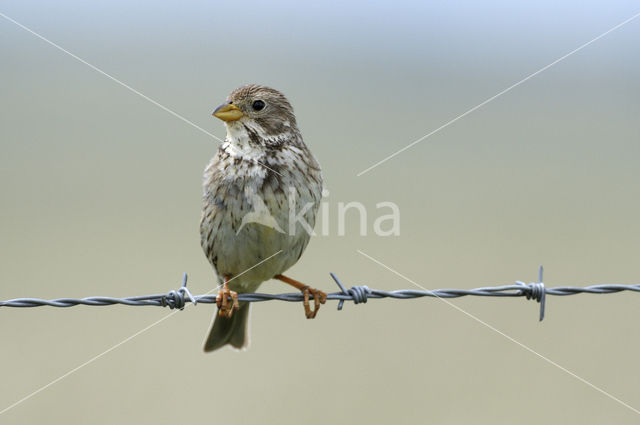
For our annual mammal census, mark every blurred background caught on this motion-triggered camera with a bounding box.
[1,1,639,423]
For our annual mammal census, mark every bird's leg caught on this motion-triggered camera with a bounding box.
[216,275,239,318]
[274,274,327,319]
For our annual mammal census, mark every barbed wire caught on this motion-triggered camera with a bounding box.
[1,267,640,321]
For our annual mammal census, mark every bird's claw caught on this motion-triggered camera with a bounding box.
[216,283,239,318]
[301,286,327,319]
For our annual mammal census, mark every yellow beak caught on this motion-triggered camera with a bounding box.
[212,103,244,122]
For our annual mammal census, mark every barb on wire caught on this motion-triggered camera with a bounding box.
[2,267,640,321]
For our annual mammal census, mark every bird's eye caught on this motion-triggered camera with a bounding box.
[252,100,265,111]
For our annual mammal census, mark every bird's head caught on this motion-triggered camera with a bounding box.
[212,85,298,140]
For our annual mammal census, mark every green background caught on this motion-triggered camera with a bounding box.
[1,1,639,423]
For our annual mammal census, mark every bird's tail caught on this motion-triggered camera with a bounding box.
[203,302,251,352]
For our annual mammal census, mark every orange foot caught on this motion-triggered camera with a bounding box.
[275,274,327,319]
[216,276,239,318]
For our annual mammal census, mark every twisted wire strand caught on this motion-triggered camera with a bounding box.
[1,268,640,321]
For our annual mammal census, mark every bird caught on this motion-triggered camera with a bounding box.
[200,84,326,352]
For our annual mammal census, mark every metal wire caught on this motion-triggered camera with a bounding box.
[1,267,640,321]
